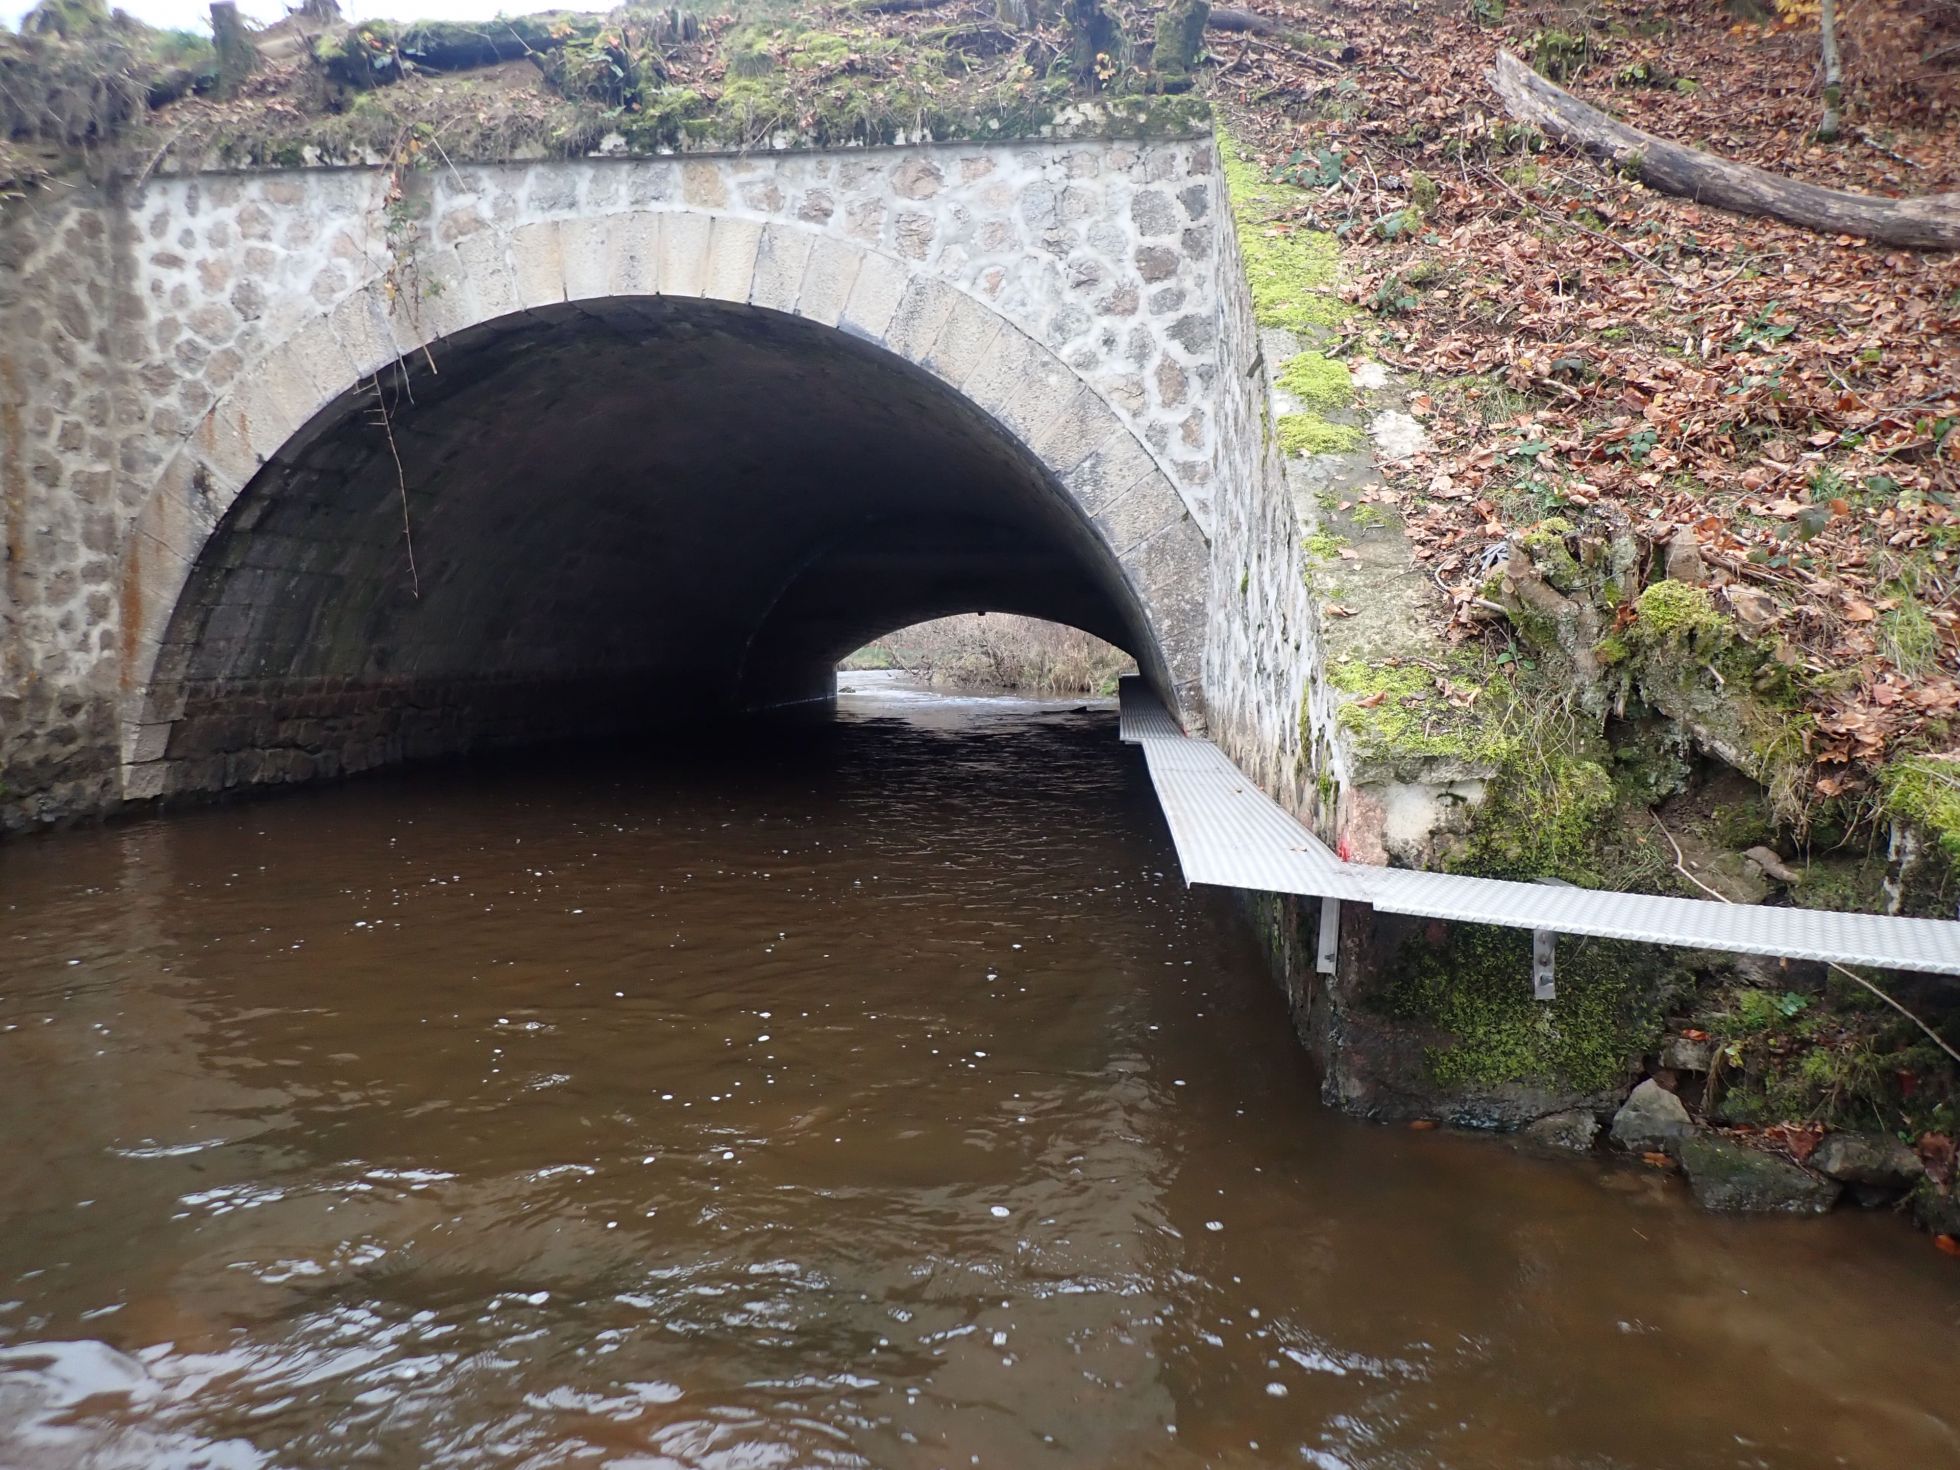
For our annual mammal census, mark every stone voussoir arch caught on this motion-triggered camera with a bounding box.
[118,209,1209,793]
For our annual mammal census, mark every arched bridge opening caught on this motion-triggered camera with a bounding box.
[132,291,1198,799]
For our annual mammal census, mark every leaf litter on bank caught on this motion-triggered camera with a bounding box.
[1209,0,1959,807]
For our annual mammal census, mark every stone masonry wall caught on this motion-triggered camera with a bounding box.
[1197,140,1322,818]
[1,183,138,831]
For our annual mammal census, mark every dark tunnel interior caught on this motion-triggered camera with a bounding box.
[147,297,1172,788]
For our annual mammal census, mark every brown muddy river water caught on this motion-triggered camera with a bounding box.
[2,678,1956,1469]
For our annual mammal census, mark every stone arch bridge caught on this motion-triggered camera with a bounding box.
[14,127,1959,1126]
[5,129,1319,821]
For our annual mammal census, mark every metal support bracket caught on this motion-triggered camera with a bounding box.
[1316,895,1340,976]
[1531,928,1557,1001]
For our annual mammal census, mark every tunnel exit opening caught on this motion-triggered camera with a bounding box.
[840,614,1137,701]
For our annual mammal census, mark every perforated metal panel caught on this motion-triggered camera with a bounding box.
[1118,680,1960,976]
[1118,681,1187,744]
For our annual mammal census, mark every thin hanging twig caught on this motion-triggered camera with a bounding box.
[367,374,420,599]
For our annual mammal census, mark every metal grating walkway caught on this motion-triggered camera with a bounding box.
[1119,678,1960,977]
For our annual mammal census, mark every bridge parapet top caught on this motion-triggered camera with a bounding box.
[148,96,1213,179]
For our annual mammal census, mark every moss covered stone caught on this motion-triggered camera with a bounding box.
[1881,755,1960,863]
[1381,925,1667,1093]
[1328,659,1511,768]
[1150,0,1210,89]
[1458,753,1617,882]
[1276,412,1359,457]
[1630,580,1730,650]
[1219,142,1344,332]
[1275,350,1352,412]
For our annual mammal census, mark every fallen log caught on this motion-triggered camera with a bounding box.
[1488,49,1960,251]
[1207,6,1282,35]
[1204,7,1354,64]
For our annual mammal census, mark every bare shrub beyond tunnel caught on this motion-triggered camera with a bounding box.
[844,615,1137,697]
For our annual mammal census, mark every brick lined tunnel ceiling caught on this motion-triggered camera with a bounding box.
[160,297,1170,721]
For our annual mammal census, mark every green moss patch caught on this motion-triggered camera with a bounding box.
[1382,926,1668,1093]
[1220,143,1345,333]
[1696,978,1958,1137]
[1629,580,1730,651]
[1275,350,1352,412]
[1458,754,1617,883]
[1276,413,1360,457]
[1328,659,1511,767]
[1881,755,1960,864]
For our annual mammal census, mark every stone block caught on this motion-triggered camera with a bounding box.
[1060,425,1156,514]
[959,321,1050,426]
[1677,1134,1841,1214]
[279,319,360,409]
[702,217,763,304]
[508,221,568,308]
[323,288,400,385]
[657,212,712,298]
[1812,1132,1924,1190]
[120,760,168,801]
[234,356,326,466]
[125,547,197,658]
[1521,1109,1600,1152]
[882,277,959,366]
[191,400,265,493]
[455,232,520,323]
[995,355,1083,445]
[919,297,1002,391]
[606,211,664,298]
[796,234,862,327]
[1093,471,1183,556]
[1120,520,1207,690]
[388,246,480,350]
[120,720,172,764]
[1658,1034,1714,1073]
[1609,1079,1693,1153]
[748,224,814,314]
[681,161,728,210]
[559,215,613,301]
[838,249,909,343]
[1029,385,1121,478]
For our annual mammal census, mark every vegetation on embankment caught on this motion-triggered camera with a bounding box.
[1,0,1207,195]
[1210,0,1957,888]
[1212,0,1958,1230]
[843,614,1136,697]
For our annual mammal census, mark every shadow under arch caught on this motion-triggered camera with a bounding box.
[130,290,1196,801]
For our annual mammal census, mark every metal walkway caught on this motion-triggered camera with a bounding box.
[1119,679,1960,979]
